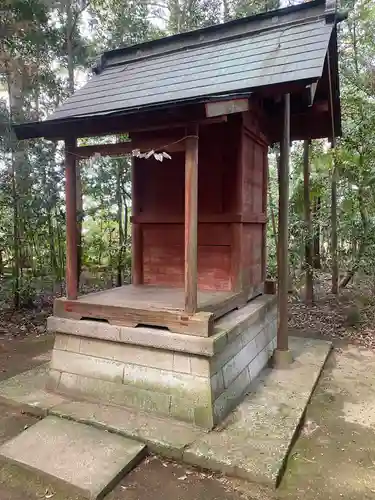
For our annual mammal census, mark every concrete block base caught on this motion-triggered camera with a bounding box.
[0,336,331,488]
[0,416,146,500]
[47,294,278,429]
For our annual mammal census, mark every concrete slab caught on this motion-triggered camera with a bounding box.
[50,400,205,459]
[0,365,70,416]
[0,416,146,500]
[280,345,375,500]
[183,337,332,487]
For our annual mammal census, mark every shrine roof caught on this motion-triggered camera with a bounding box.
[14,0,345,140]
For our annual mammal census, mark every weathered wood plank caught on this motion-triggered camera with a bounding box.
[53,298,214,337]
[184,125,199,313]
[65,137,78,300]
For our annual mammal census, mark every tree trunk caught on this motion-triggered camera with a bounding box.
[223,0,230,21]
[331,150,338,294]
[313,197,321,269]
[303,139,314,303]
[340,178,368,288]
[269,157,278,253]
[7,68,24,309]
[66,0,75,95]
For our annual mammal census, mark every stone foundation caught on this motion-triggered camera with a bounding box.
[47,295,277,429]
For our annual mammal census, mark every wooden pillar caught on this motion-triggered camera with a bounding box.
[274,94,292,367]
[131,157,143,285]
[327,51,338,294]
[65,137,78,300]
[184,125,199,313]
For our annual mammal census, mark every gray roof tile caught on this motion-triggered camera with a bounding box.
[49,12,333,121]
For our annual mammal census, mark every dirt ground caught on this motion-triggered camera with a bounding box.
[1,332,375,500]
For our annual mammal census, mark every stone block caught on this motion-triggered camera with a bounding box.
[190,356,210,377]
[211,370,225,400]
[49,316,217,356]
[173,352,191,373]
[80,338,175,371]
[193,403,214,429]
[79,337,120,360]
[48,316,121,342]
[0,416,146,500]
[254,328,268,353]
[241,320,263,348]
[169,397,195,423]
[213,367,251,423]
[52,349,124,383]
[58,372,171,415]
[248,350,264,380]
[54,333,81,352]
[168,383,213,428]
[222,339,257,389]
[122,363,209,399]
[127,346,174,371]
[119,383,172,415]
[210,335,243,375]
[249,347,269,381]
[46,369,61,391]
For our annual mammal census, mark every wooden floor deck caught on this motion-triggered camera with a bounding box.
[78,285,234,311]
[53,285,247,337]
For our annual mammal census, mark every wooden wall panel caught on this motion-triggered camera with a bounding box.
[142,223,232,290]
[237,224,263,290]
[134,153,185,217]
[241,131,267,217]
[231,107,269,292]
[198,246,231,291]
[131,113,268,293]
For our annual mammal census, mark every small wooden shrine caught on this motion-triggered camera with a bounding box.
[15,0,344,429]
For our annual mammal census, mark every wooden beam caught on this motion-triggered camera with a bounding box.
[65,137,78,300]
[74,136,186,159]
[128,115,227,134]
[130,213,267,224]
[184,124,199,314]
[205,99,249,118]
[277,93,290,353]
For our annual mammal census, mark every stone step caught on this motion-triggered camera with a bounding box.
[0,415,146,500]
